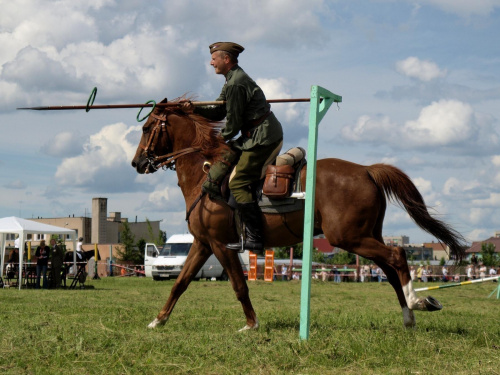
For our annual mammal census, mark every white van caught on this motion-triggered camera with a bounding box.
[144,233,249,281]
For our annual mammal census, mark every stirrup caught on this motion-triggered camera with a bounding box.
[226,234,246,253]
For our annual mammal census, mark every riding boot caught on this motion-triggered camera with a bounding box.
[227,202,264,254]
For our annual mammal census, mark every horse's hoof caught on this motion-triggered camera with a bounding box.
[238,319,259,332]
[402,307,416,328]
[148,317,167,329]
[424,296,443,311]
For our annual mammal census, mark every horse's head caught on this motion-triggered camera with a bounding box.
[131,97,228,175]
[131,99,173,174]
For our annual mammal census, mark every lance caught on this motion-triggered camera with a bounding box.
[17,87,338,121]
[16,98,316,111]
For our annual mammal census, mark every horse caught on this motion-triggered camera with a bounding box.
[131,99,465,331]
[62,249,101,286]
[64,249,101,264]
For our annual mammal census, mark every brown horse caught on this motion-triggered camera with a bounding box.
[131,99,465,330]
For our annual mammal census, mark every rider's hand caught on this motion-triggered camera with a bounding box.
[180,100,194,113]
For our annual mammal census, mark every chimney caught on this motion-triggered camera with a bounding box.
[92,198,107,244]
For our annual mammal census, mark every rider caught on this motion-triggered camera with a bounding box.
[182,42,283,253]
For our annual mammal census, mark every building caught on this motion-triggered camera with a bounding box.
[423,241,449,261]
[466,236,500,257]
[404,245,434,262]
[383,235,409,247]
[6,197,161,252]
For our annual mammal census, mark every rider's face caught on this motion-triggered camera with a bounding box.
[210,52,230,75]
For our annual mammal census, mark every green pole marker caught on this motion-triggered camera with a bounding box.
[300,86,342,340]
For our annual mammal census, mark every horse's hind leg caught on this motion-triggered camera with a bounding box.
[211,243,259,331]
[352,238,429,328]
[148,239,211,329]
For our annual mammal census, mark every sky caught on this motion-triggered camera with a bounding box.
[1,0,500,245]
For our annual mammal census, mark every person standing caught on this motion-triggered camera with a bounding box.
[442,265,448,282]
[35,240,50,289]
[281,265,288,281]
[416,264,424,282]
[50,238,65,289]
[182,42,283,254]
[466,264,473,281]
[422,266,428,283]
[360,265,366,282]
[479,263,487,279]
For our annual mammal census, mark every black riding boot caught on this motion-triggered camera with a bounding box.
[227,202,264,254]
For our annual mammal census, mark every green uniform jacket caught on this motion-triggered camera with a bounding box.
[194,65,283,150]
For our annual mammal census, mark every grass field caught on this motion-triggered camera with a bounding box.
[1,277,499,374]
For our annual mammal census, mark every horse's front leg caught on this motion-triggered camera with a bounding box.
[211,243,259,332]
[148,240,211,329]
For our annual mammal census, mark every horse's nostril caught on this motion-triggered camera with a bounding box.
[131,160,137,168]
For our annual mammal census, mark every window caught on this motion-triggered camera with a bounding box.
[146,244,157,257]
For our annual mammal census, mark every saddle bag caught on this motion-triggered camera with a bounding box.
[263,164,295,199]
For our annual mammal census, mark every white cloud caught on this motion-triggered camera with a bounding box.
[413,177,439,205]
[467,228,490,241]
[147,186,186,212]
[403,100,473,146]
[396,57,447,82]
[412,177,432,195]
[55,123,141,191]
[492,155,500,167]
[468,207,495,225]
[40,132,86,158]
[341,114,397,143]
[256,77,300,123]
[442,177,481,196]
[162,0,330,47]
[472,193,500,207]
[341,99,499,154]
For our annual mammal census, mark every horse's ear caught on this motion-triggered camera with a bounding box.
[160,98,168,104]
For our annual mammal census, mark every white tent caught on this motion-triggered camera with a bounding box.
[0,216,76,289]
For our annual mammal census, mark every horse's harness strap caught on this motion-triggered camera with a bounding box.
[156,147,201,169]
[186,191,206,222]
[140,113,167,153]
[141,110,201,169]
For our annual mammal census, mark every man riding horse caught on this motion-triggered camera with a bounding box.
[182,42,283,254]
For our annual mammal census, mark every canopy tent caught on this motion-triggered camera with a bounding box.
[0,216,76,289]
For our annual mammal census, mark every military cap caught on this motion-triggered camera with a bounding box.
[209,42,244,57]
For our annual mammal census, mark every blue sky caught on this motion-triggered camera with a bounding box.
[1,0,499,244]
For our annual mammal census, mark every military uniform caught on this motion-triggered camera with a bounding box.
[194,42,283,253]
[195,64,283,202]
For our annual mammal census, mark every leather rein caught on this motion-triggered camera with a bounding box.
[139,112,201,171]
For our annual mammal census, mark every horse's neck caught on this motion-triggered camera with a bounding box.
[176,157,206,203]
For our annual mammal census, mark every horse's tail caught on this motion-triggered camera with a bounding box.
[366,163,466,260]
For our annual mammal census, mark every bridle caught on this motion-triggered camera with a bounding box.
[138,111,201,172]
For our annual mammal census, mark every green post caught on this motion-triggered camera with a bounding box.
[300,85,342,340]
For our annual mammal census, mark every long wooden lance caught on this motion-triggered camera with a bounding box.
[17,98,316,111]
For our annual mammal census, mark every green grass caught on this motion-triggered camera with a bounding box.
[1,278,499,374]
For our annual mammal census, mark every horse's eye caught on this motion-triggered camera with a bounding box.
[142,127,149,134]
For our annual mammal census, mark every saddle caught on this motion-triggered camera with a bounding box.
[222,147,307,214]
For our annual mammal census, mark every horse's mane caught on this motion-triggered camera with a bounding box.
[161,97,231,159]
